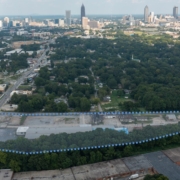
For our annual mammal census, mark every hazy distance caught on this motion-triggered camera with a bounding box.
[0,0,179,15]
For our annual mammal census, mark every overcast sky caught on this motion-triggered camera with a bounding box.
[0,0,179,15]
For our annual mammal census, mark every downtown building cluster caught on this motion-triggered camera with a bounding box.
[0,4,104,29]
[122,5,180,28]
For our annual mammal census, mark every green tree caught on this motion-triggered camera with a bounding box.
[9,160,21,172]
[80,97,91,112]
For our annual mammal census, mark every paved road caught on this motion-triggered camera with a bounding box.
[89,67,103,112]
[0,49,49,109]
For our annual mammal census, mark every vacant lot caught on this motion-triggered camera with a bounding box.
[101,90,133,111]
[12,41,41,48]
[24,116,80,127]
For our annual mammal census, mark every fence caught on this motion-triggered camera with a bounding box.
[0,110,179,117]
[0,110,179,155]
[0,132,179,155]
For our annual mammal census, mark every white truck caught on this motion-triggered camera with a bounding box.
[129,174,139,179]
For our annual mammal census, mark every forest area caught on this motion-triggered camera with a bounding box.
[0,124,180,172]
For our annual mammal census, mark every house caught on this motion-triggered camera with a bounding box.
[124,89,132,94]
[99,83,103,88]
[166,114,177,121]
[103,96,111,102]
[50,76,55,81]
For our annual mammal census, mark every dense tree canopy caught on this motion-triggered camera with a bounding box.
[48,35,180,111]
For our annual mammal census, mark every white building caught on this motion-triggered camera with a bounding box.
[0,20,3,28]
[149,12,155,23]
[16,127,29,136]
[59,19,65,27]
[17,30,28,36]
[25,18,29,23]
[5,49,22,56]
[4,17,9,23]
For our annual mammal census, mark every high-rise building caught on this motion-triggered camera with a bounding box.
[82,17,89,29]
[66,10,71,26]
[0,21,3,28]
[54,19,59,24]
[59,20,65,27]
[173,6,178,18]
[149,12,154,23]
[144,5,149,23]
[25,18,29,23]
[81,4,86,25]
[4,17,9,27]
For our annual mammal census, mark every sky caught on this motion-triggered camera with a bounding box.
[0,0,179,15]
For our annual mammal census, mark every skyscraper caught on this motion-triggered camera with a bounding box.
[144,5,149,23]
[173,6,178,19]
[81,4,86,25]
[66,10,71,26]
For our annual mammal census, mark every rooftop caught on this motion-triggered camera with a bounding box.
[25,126,92,139]
[0,169,13,180]
[71,159,130,180]
[163,147,180,163]
[145,151,180,180]
[123,155,152,172]
[16,127,29,133]
[5,49,22,55]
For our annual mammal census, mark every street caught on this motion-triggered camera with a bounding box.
[89,67,103,112]
[0,48,49,109]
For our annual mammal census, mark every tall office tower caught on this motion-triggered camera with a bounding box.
[173,6,178,18]
[144,5,149,23]
[66,10,71,26]
[81,4,86,25]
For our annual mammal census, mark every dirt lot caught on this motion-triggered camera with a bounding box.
[12,41,41,48]
[23,116,80,127]
[8,116,21,126]
[104,118,121,126]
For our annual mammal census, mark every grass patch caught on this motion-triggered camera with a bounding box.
[18,85,32,91]
[101,90,133,111]
[20,116,27,125]
[10,74,21,80]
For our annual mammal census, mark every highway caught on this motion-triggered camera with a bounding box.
[0,48,49,109]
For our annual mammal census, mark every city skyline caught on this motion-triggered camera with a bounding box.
[0,0,179,15]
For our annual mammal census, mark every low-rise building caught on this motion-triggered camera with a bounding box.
[103,96,111,102]
[0,84,7,92]
[16,127,29,136]
[166,114,177,121]
[5,49,22,56]
[10,90,32,97]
